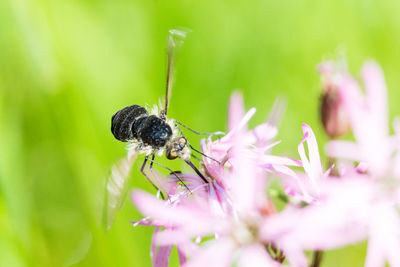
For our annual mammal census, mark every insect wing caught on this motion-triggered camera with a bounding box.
[103,151,138,230]
[161,29,190,118]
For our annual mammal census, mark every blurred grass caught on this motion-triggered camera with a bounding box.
[0,0,400,266]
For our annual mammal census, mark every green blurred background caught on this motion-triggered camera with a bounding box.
[1,0,399,266]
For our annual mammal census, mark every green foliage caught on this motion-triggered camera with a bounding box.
[0,0,399,266]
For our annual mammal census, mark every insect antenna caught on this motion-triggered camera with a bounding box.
[175,119,225,137]
[188,144,221,164]
[190,154,202,162]
[175,124,221,164]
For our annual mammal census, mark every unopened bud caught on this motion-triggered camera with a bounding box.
[320,84,350,138]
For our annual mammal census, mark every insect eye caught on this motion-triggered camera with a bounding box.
[166,149,179,160]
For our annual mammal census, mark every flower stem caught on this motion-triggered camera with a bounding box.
[311,250,324,267]
[266,243,286,263]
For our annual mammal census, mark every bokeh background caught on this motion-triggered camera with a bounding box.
[1,0,400,266]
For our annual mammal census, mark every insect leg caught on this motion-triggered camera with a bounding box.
[140,156,165,200]
[184,159,209,184]
[149,155,168,200]
[146,157,192,193]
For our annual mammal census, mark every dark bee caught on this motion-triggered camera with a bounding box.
[111,105,171,149]
[105,29,219,229]
[111,104,190,161]
[110,29,210,193]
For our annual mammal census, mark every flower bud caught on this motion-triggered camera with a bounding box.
[320,83,350,138]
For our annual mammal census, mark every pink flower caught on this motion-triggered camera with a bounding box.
[282,124,331,204]
[262,177,373,264]
[324,60,400,266]
[263,60,400,267]
[201,92,300,204]
[131,155,280,266]
[325,61,395,177]
[263,172,400,267]
[207,92,299,169]
[129,60,400,267]
[130,92,303,266]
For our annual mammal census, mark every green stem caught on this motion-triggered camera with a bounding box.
[311,250,324,267]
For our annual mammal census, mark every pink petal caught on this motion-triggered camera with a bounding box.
[132,190,203,223]
[266,96,287,128]
[298,124,323,195]
[263,140,282,152]
[132,191,226,236]
[317,60,335,76]
[238,244,278,267]
[183,239,235,267]
[392,118,400,177]
[258,155,302,167]
[269,165,313,203]
[361,61,388,136]
[281,243,308,267]
[365,204,400,267]
[155,230,200,257]
[152,226,173,267]
[338,72,366,141]
[208,181,231,215]
[177,245,187,266]
[222,107,256,141]
[336,62,391,176]
[229,124,262,212]
[261,178,372,251]
[245,122,278,145]
[130,219,163,227]
[270,164,299,178]
[325,140,360,161]
[154,245,172,267]
[151,226,160,261]
[156,229,192,245]
[228,91,245,131]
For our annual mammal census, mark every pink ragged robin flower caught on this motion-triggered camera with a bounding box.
[130,92,304,266]
[263,60,400,267]
[132,132,284,267]
[325,60,394,177]
[324,60,400,266]
[282,124,331,204]
[200,92,301,208]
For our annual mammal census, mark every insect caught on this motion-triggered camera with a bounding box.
[105,29,215,229]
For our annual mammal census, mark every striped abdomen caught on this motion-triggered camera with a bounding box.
[111,105,148,142]
[111,105,172,148]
